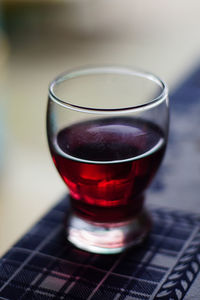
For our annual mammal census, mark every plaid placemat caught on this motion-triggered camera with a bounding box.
[1,65,200,300]
[0,198,200,300]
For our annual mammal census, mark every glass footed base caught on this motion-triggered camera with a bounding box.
[67,210,152,254]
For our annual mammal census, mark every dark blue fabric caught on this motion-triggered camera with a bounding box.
[1,67,200,299]
[0,205,200,299]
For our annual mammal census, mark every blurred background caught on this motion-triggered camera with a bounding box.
[0,0,200,256]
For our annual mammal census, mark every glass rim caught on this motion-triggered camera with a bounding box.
[49,65,168,114]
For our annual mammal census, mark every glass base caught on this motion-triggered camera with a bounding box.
[67,210,152,254]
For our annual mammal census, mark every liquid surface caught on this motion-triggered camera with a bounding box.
[51,118,166,222]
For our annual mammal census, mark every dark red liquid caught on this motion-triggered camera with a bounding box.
[50,118,165,222]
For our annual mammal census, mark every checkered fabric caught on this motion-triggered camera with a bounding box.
[1,66,200,300]
[1,199,200,300]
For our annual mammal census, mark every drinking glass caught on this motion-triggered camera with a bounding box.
[47,66,169,254]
